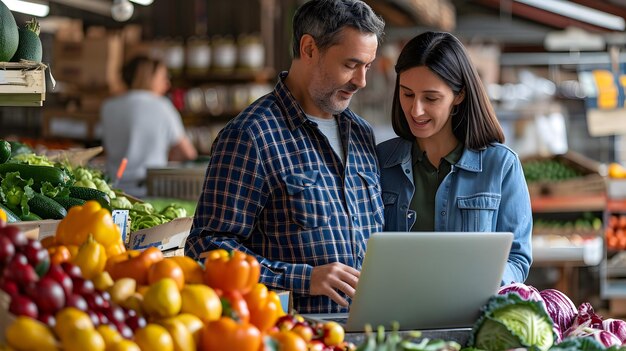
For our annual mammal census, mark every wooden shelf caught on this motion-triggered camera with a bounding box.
[531,194,606,213]
[171,67,275,85]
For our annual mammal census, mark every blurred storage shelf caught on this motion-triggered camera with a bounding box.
[531,194,606,213]
[532,235,603,266]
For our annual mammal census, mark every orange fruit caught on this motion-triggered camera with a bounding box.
[147,259,185,290]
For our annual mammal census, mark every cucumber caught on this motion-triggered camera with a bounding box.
[0,202,20,222]
[20,212,42,221]
[52,196,86,211]
[68,186,111,209]
[0,163,71,188]
[28,193,67,219]
[0,140,10,164]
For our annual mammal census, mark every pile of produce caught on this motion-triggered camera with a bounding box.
[0,0,43,64]
[0,211,356,350]
[606,214,626,251]
[0,140,113,222]
[523,158,583,183]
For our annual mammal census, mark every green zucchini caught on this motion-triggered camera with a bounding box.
[52,196,86,211]
[0,163,70,188]
[0,140,10,164]
[0,202,20,222]
[68,186,111,209]
[28,193,67,219]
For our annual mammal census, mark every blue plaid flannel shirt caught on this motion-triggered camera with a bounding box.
[185,72,384,313]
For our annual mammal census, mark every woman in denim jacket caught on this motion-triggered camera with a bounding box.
[377,31,532,285]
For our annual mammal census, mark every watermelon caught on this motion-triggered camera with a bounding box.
[11,18,42,62]
[0,0,19,62]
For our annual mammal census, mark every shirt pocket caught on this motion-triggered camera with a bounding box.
[457,193,501,232]
[358,171,384,225]
[283,170,331,229]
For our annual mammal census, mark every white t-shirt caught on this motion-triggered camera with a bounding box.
[307,115,345,164]
[101,90,185,196]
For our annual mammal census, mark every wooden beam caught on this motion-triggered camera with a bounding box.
[474,0,614,32]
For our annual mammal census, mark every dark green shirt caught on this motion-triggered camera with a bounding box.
[409,142,464,231]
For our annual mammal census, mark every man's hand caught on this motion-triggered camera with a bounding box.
[309,262,360,307]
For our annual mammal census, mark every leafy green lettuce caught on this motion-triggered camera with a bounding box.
[0,172,35,215]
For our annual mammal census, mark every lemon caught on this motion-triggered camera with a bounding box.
[134,324,174,351]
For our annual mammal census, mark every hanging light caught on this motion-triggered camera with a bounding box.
[129,0,153,5]
[4,0,49,17]
[111,0,134,22]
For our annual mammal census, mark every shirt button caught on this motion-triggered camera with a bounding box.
[404,169,410,174]
[441,211,446,216]
[401,205,407,210]
[352,215,358,222]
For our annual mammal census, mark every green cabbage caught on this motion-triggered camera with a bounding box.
[469,293,556,351]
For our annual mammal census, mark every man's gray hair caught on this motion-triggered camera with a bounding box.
[292,0,385,58]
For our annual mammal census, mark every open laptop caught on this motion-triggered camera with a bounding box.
[305,231,513,332]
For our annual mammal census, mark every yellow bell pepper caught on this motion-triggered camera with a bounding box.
[0,208,6,223]
[72,234,107,280]
[55,200,122,251]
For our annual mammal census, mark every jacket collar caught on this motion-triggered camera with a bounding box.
[380,138,483,173]
[273,71,356,131]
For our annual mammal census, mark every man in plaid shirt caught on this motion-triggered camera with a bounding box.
[185,0,385,314]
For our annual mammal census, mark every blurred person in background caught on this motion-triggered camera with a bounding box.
[185,0,385,314]
[376,31,532,285]
[101,56,197,197]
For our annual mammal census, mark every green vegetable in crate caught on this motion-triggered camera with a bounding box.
[9,152,54,166]
[0,163,71,189]
[73,167,94,181]
[52,196,86,211]
[68,186,111,209]
[522,159,582,183]
[28,193,67,219]
[11,18,42,62]
[468,293,556,351]
[0,171,35,216]
[160,204,187,220]
[111,196,132,210]
[0,0,19,62]
[93,178,116,199]
[73,178,97,189]
[0,140,11,164]
[19,212,41,221]
[132,202,154,214]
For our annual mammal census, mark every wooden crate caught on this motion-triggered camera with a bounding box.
[0,61,46,107]
[523,151,605,196]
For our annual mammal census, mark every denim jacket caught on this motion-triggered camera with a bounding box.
[376,137,532,285]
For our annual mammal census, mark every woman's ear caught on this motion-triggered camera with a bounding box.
[454,89,466,105]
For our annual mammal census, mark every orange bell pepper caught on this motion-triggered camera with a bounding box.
[55,200,122,252]
[48,245,72,265]
[105,247,163,285]
[200,317,262,351]
[244,283,284,332]
[220,290,250,324]
[203,249,260,294]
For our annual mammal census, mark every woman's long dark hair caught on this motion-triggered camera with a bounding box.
[391,31,504,149]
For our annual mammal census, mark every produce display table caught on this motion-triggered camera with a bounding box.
[344,327,471,345]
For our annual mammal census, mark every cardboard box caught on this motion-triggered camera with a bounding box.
[53,34,124,91]
[127,217,192,251]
